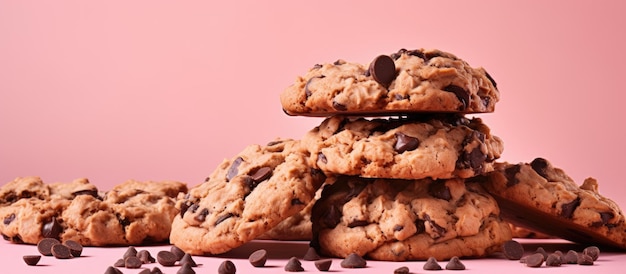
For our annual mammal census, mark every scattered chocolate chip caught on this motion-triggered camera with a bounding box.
[226,157,243,181]
[302,246,320,261]
[553,250,565,264]
[445,256,465,270]
[519,256,527,264]
[123,246,138,259]
[423,256,442,270]
[583,246,600,261]
[394,132,420,153]
[114,258,126,267]
[443,85,469,110]
[104,266,123,274]
[530,158,549,178]
[314,259,332,271]
[428,180,452,201]
[525,253,545,268]
[564,250,579,264]
[285,256,304,272]
[340,253,366,268]
[394,266,410,274]
[369,55,396,87]
[170,245,185,260]
[125,256,143,268]
[23,255,41,266]
[42,217,63,239]
[151,266,164,274]
[180,253,197,267]
[502,240,524,260]
[138,269,151,274]
[37,238,61,256]
[578,254,594,265]
[3,213,15,225]
[157,250,178,266]
[51,243,72,259]
[63,240,83,257]
[248,249,267,267]
[535,247,548,260]
[218,260,236,274]
[177,263,196,274]
[138,250,155,264]
[560,198,581,219]
[545,253,562,267]
[250,167,272,184]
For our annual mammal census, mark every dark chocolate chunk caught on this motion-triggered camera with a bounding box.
[114,258,126,267]
[525,253,545,268]
[3,213,15,225]
[443,85,469,110]
[321,204,342,228]
[394,132,420,153]
[553,250,565,264]
[545,253,562,267]
[138,250,155,264]
[285,256,304,272]
[104,266,123,274]
[485,71,497,89]
[177,263,196,274]
[37,238,60,256]
[428,180,452,201]
[194,208,209,222]
[423,256,442,270]
[347,220,369,228]
[530,158,549,178]
[332,101,348,111]
[125,256,143,268]
[504,165,521,187]
[248,249,267,267]
[302,247,320,261]
[42,217,63,239]
[226,157,243,181]
[314,259,332,271]
[535,247,548,260]
[72,189,99,197]
[250,167,272,183]
[394,266,410,274]
[502,240,524,260]
[23,255,41,266]
[340,253,366,268]
[560,198,581,219]
[583,246,600,261]
[218,260,236,274]
[51,243,72,259]
[123,246,138,259]
[393,225,404,231]
[157,250,178,266]
[423,214,446,237]
[577,254,594,265]
[305,75,325,97]
[369,55,396,87]
[445,256,465,270]
[318,152,327,164]
[215,213,234,226]
[180,253,197,267]
[564,250,578,264]
[63,240,83,257]
[171,245,186,261]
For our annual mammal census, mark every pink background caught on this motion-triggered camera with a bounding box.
[2,2,626,208]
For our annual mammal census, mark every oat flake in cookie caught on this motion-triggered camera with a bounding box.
[170,139,326,255]
[479,158,626,249]
[302,115,503,180]
[310,176,512,261]
[280,48,499,116]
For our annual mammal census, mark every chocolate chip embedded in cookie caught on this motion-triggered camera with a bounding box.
[479,158,626,249]
[302,115,503,180]
[310,176,512,261]
[170,139,326,255]
[280,48,499,116]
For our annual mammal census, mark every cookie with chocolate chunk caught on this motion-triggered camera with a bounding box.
[170,139,326,255]
[302,115,503,180]
[280,48,499,116]
[479,158,626,249]
[0,178,187,246]
[311,176,512,261]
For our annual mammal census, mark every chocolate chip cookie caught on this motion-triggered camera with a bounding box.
[478,158,626,249]
[280,48,499,116]
[0,178,187,246]
[170,139,326,255]
[311,176,512,261]
[302,114,503,180]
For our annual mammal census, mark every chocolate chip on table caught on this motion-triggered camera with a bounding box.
[502,240,524,260]
[138,250,156,264]
[578,254,594,265]
[535,247,548,260]
[151,266,164,274]
[284,257,304,272]
[564,250,579,264]
[545,253,562,267]
[180,253,197,267]
[524,253,545,268]
[177,263,196,274]
[445,256,466,270]
[63,240,83,257]
[157,250,178,266]
[218,260,237,274]
[340,253,367,268]
[423,256,443,270]
[37,238,61,256]
[23,255,42,266]
[583,246,600,261]
[104,266,123,274]
[138,269,151,274]
[394,266,410,274]
[171,245,186,261]
[124,256,142,268]
[248,249,267,267]
[113,259,126,267]
[302,246,320,261]
[123,246,138,259]
[51,243,72,259]
[42,217,63,239]
[314,259,332,271]
[368,55,396,87]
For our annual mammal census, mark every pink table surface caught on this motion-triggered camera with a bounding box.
[2,238,624,274]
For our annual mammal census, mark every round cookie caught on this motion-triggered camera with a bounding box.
[170,139,326,255]
[478,158,626,249]
[311,176,512,261]
[302,114,503,180]
[280,48,499,116]
[0,176,98,206]
[0,178,187,246]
